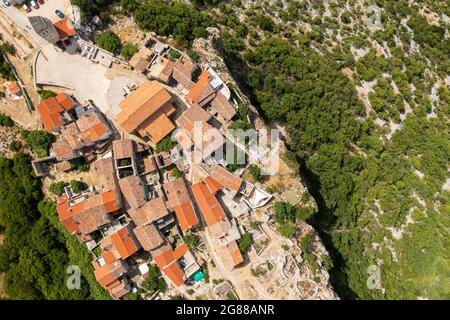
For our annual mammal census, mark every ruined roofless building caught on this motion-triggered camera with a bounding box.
[28,16,60,45]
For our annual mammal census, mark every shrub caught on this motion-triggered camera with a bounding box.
[248,164,262,182]
[0,113,14,127]
[121,43,138,61]
[237,232,252,253]
[39,90,57,100]
[70,180,86,193]
[49,181,66,195]
[23,130,54,158]
[9,140,22,152]
[96,30,121,54]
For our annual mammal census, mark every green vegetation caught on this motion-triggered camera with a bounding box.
[69,157,89,172]
[96,30,121,54]
[130,0,212,46]
[121,43,138,61]
[155,135,177,153]
[167,49,182,61]
[70,180,86,194]
[0,153,97,299]
[0,113,14,127]
[21,130,54,158]
[9,140,22,152]
[38,90,57,100]
[140,264,166,294]
[183,233,200,251]
[226,291,238,300]
[49,182,66,196]
[0,52,14,80]
[210,0,449,300]
[248,164,262,182]
[172,167,182,179]
[237,232,252,253]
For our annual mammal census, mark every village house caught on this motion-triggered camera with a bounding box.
[92,254,131,299]
[186,70,236,125]
[7,81,22,97]
[36,93,76,132]
[129,46,153,74]
[148,56,174,84]
[191,178,244,270]
[116,81,177,145]
[171,57,197,93]
[29,16,77,46]
[51,108,113,161]
[163,178,199,233]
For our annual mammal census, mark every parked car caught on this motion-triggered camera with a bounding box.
[55,9,65,19]
[2,0,11,7]
[30,0,39,8]
[38,0,44,4]
[23,4,31,12]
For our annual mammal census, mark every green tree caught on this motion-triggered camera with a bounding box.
[96,30,121,54]
[121,43,138,61]
[49,182,66,195]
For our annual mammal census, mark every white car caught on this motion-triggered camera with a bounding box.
[23,4,31,12]
[30,0,39,9]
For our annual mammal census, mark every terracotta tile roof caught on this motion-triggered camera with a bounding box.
[191,180,227,227]
[203,175,222,194]
[53,18,76,39]
[187,71,215,107]
[52,136,78,161]
[172,58,196,90]
[55,93,75,111]
[127,197,168,226]
[77,111,110,142]
[149,56,174,83]
[163,178,198,232]
[8,81,21,95]
[210,165,242,191]
[92,157,117,191]
[217,240,244,269]
[117,81,172,133]
[56,190,121,235]
[210,92,236,122]
[56,160,71,171]
[36,97,66,132]
[118,175,147,209]
[137,111,175,144]
[93,259,128,288]
[113,139,135,160]
[151,243,188,287]
[161,262,185,287]
[208,219,232,238]
[109,279,130,299]
[175,103,211,128]
[60,122,82,149]
[111,225,141,259]
[142,156,157,173]
[129,47,152,70]
[133,223,164,251]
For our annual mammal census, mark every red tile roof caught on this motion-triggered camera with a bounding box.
[191,180,226,227]
[37,93,74,132]
[163,178,198,232]
[210,165,242,191]
[8,81,21,96]
[118,175,147,209]
[218,240,244,269]
[187,70,215,107]
[53,18,76,39]
[151,243,188,287]
[127,197,168,226]
[133,223,164,251]
[111,226,141,259]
